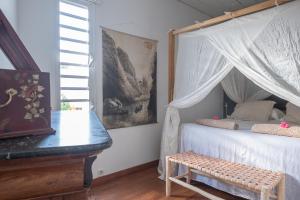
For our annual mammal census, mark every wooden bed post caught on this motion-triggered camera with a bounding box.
[165,156,172,197]
[173,0,290,35]
[168,30,175,103]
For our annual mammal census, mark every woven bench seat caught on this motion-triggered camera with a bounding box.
[166,152,285,200]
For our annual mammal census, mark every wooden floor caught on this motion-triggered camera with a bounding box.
[91,167,245,200]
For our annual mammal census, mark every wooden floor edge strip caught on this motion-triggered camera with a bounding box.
[92,160,159,187]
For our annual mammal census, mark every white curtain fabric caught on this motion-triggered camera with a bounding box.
[159,0,300,179]
[221,68,271,103]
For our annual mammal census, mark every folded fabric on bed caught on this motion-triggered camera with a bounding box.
[195,119,239,130]
[252,123,300,138]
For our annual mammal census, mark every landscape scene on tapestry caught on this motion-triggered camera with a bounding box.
[102,28,157,129]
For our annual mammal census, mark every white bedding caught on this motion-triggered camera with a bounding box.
[179,122,300,200]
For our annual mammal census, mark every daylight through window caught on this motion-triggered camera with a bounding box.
[59,0,90,111]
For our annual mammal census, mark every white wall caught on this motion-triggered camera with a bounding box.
[91,0,223,178]
[180,86,224,123]
[15,0,223,178]
[0,0,17,69]
[17,0,60,110]
[0,0,17,28]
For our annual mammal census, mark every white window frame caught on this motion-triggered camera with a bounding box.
[58,0,95,111]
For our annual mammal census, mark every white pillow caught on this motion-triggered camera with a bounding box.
[270,108,285,121]
[231,101,275,122]
[285,103,300,124]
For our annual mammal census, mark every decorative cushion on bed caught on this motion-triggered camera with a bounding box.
[252,123,300,138]
[270,108,285,121]
[285,103,300,124]
[231,101,275,122]
[195,119,238,130]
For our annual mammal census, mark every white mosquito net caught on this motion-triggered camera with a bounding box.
[159,0,300,179]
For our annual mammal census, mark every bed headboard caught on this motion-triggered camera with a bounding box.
[223,92,288,118]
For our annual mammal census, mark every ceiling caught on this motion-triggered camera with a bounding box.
[178,0,266,18]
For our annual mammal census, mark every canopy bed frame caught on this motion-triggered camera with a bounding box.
[160,1,300,199]
[168,0,290,103]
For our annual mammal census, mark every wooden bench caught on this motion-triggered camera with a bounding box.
[166,152,285,200]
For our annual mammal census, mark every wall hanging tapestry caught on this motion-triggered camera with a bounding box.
[102,28,157,129]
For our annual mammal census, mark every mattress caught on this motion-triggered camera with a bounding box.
[179,122,300,200]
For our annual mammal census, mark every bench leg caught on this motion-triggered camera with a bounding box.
[186,167,191,184]
[166,156,172,197]
[261,187,270,200]
[277,175,285,200]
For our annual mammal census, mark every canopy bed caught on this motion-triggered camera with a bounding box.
[159,0,300,199]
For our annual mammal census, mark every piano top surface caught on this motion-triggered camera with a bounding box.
[0,111,112,160]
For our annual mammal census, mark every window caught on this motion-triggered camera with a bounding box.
[59,0,90,111]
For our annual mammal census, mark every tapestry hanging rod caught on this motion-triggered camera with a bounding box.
[173,0,290,35]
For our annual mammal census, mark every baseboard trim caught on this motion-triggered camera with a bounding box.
[92,160,159,187]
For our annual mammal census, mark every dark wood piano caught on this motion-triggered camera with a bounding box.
[0,9,112,200]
